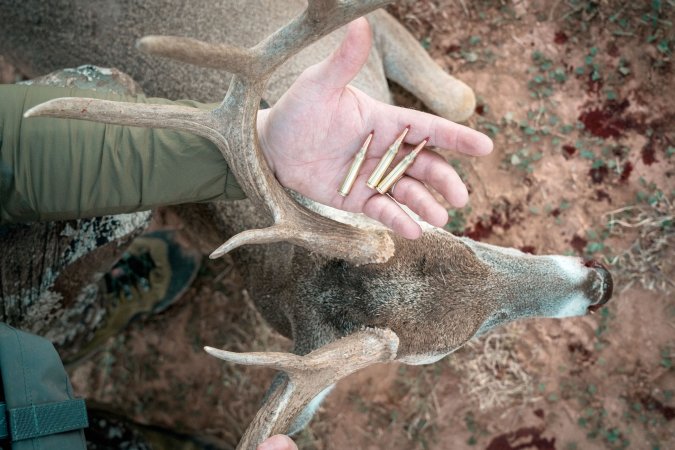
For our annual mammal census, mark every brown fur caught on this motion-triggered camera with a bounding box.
[199,198,610,360]
[0,0,475,121]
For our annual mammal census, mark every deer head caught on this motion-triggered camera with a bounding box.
[24,1,613,448]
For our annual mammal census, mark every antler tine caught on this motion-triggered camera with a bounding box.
[203,347,305,372]
[136,1,392,77]
[136,36,261,77]
[24,97,213,136]
[208,207,395,263]
[209,225,291,259]
[257,0,392,73]
[205,329,399,450]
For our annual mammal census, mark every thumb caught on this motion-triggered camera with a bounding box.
[302,17,372,90]
[257,434,298,450]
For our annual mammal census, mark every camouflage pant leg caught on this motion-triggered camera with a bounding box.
[0,212,151,343]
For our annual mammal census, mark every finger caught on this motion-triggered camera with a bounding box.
[257,434,298,450]
[390,176,449,228]
[404,149,469,208]
[301,17,372,91]
[373,102,493,156]
[363,194,422,239]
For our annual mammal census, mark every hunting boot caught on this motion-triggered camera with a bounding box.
[63,230,201,366]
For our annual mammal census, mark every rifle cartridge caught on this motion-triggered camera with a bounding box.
[366,126,410,189]
[338,131,374,197]
[376,138,429,194]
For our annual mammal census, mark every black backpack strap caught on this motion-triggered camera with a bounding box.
[0,323,88,449]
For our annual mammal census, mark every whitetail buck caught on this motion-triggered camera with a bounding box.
[14,1,613,448]
[0,0,476,123]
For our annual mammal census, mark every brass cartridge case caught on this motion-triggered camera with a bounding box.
[338,131,374,197]
[376,138,429,194]
[366,126,410,189]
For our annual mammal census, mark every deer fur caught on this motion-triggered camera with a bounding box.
[5,1,613,447]
[211,199,612,362]
[0,0,476,122]
[199,194,612,437]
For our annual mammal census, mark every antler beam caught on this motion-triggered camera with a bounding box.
[205,328,399,449]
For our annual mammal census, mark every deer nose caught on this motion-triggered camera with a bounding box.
[585,260,613,310]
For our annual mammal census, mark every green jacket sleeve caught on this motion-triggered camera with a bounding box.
[0,85,245,224]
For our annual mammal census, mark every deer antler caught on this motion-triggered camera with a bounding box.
[25,0,396,265]
[205,328,399,449]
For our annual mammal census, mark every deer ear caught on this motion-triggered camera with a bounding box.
[204,328,399,448]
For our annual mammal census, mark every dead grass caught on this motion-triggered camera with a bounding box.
[449,323,534,412]
[604,196,674,294]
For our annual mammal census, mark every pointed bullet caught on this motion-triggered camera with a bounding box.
[366,126,410,189]
[376,137,429,194]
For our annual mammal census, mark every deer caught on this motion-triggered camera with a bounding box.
[0,0,476,123]
[12,1,613,449]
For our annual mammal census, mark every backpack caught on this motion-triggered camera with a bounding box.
[0,323,88,449]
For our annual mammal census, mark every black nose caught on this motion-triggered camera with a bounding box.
[585,260,613,309]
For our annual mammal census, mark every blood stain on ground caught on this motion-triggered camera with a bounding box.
[612,146,629,157]
[595,189,612,203]
[640,394,675,421]
[554,31,568,44]
[585,72,604,95]
[465,221,493,241]
[620,161,634,182]
[465,203,520,241]
[642,137,659,165]
[589,164,609,184]
[486,427,556,450]
[446,44,461,54]
[570,234,587,254]
[578,99,633,138]
[562,144,576,159]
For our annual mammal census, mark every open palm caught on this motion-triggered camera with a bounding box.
[257,18,492,239]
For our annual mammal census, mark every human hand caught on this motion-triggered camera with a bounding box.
[257,18,493,239]
[257,434,298,450]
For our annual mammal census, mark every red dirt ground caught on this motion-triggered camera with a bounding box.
[3,1,673,449]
